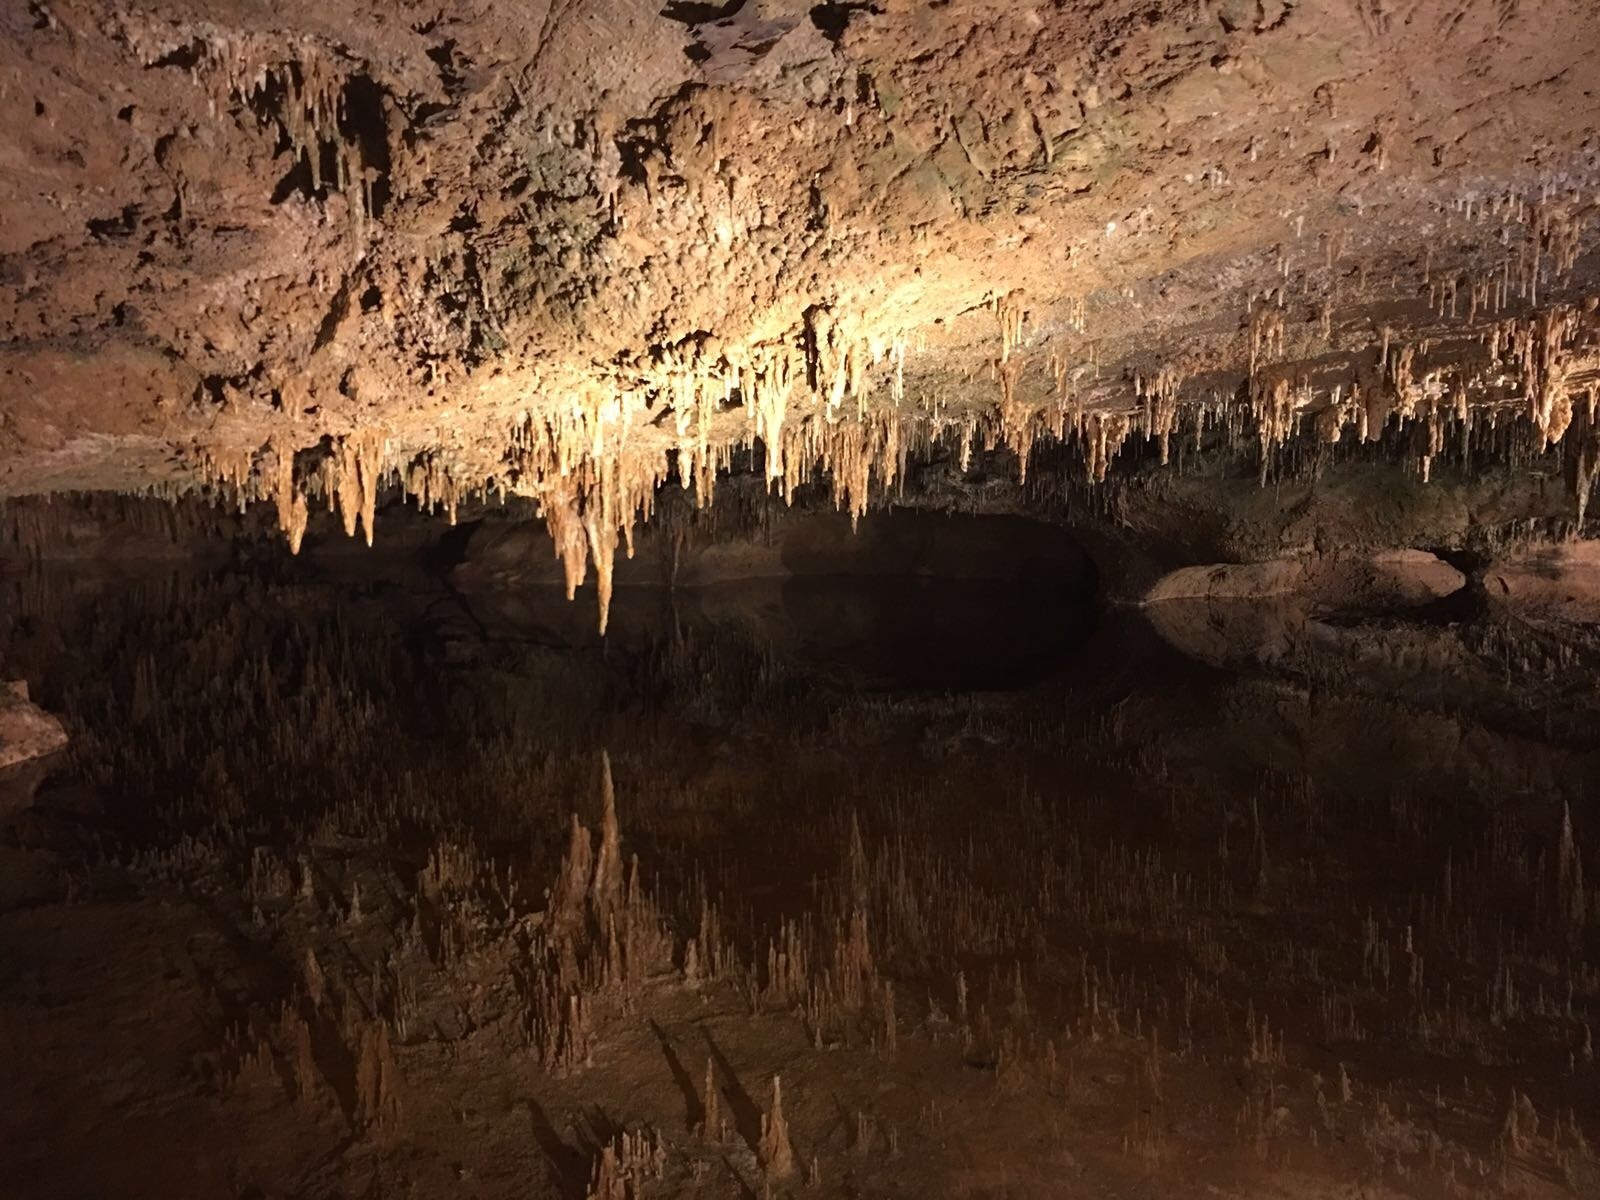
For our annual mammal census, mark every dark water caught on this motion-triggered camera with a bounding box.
[448,505,1103,691]
[2,543,1598,1193]
[774,575,1098,689]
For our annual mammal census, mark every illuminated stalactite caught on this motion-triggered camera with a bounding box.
[1248,303,1285,378]
[1138,365,1184,467]
[994,288,1026,366]
[273,442,309,554]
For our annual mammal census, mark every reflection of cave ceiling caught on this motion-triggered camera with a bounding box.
[4,0,1600,624]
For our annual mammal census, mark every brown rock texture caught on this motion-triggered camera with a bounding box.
[1488,538,1600,621]
[1142,548,1465,606]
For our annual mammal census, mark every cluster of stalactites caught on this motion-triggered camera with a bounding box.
[1525,201,1591,308]
[1250,375,1297,485]
[1081,410,1133,484]
[1254,345,1466,486]
[995,289,1027,364]
[740,344,797,484]
[504,377,1073,609]
[403,453,464,526]
[198,441,314,552]
[214,310,920,635]
[777,410,908,524]
[1440,186,1591,303]
[1136,365,1185,467]
[804,306,905,418]
[1249,292,1600,495]
[129,24,381,226]
[1490,304,1597,448]
[273,442,310,553]
[631,311,911,496]
[507,395,665,635]
[323,429,386,546]
[197,429,437,554]
[1248,302,1286,378]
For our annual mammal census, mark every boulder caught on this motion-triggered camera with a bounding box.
[1486,541,1600,623]
[0,681,69,772]
[1141,550,1463,610]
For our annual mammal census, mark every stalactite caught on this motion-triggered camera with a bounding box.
[1532,202,1587,296]
[326,428,386,546]
[1565,390,1600,527]
[1083,411,1132,483]
[1248,303,1285,376]
[128,28,387,229]
[1313,386,1355,444]
[1388,343,1422,422]
[1509,307,1580,447]
[1139,365,1184,465]
[1252,376,1296,485]
[273,441,309,554]
[506,395,663,633]
[404,452,462,524]
[995,289,1027,364]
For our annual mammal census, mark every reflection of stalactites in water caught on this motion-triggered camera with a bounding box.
[589,751,623,924]
[759,1075,796,1181]
[547,812,594,939]
[1555,801,1586,949]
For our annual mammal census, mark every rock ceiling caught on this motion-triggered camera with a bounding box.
[3,0,1600,625]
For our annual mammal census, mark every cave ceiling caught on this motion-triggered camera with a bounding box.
[3,0,1600,625]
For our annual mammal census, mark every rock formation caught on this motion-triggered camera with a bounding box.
[5,1,1600,627]
[0,680,68,771]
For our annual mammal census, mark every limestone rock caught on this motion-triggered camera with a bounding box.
[0,681,69,771]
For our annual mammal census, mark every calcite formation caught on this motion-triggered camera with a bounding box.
[4,1,1600,627]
